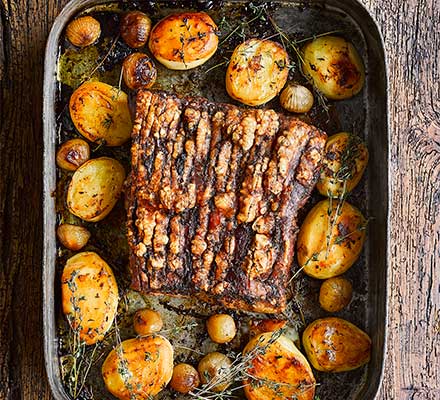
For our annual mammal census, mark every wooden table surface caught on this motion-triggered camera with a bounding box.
[0,0,439,399]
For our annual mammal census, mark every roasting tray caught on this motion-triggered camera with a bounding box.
[43,1,388,399]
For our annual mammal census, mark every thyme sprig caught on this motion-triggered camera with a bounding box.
[189,329,317,400]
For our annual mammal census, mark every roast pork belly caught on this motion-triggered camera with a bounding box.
[127,90,326,313]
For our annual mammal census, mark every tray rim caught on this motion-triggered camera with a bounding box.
[43,1,389,399]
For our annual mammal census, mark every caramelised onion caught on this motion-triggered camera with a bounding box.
[122,53,157,90]
[56,138,90,171]
[57,224,91,251]
[66,16,101,47]
[120,11,152,48]
[280,82,314,113]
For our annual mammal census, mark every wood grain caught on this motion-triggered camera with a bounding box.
[0,0,439,399]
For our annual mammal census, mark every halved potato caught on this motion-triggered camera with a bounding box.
[67,157,125,222]
[317,132,369,197]
[226,39,289,106]
[243,333,316,400]
[69,81,132,146]
[302,36,365,100]
[61,252,118,345]
[297,199,366,279]
[149,12,218,70]
[302,317,371,372]
[102,336,174,399]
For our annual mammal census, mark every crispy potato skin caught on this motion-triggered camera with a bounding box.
[302,317,371,372]
[249,319,287,338]
[67,157,125,222]
[297,199,366,279]
[317,132,369,197]
[69,81,132,146]
[243,333,315,400]
[226,39,289,106]
[61,252,118,345]
[319,277,353,312]
[302,36,365,100]
[149,12,218,70]
[102,336,174,399]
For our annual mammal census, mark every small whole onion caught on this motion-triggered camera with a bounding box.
[66,16,101,47]
[198,352,232,393]
[120,11,152,48]
[122,53,157,90]
[170,363,200,394]
[133,308,163,335]
[56,138,90,171]
[280,82,314,113]
[206,314,237,344]
[57,224,91,251]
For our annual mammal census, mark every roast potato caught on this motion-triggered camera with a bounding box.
[102,336,174,399]
[319,276,353,312]
[297,199,366,279]
[249,319,287,338]
[302,36,365,100]
[69,81,132,146]
[61,252,118,345]
[317,132,369,197]
[243,332,316,400]
[206,314,237,344]
[226,39,289,106]
[67,157,125,222]
[198,352,232,392]
[149,12,218,70]
[302,317,371,372]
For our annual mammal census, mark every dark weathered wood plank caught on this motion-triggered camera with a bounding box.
[0,0,438,399]
[0,0,63,399]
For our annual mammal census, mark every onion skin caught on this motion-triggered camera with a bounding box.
[122,53,157,90]
[57,224,91,251]
[66,16,101,47]
[120,11,152,48]
[56,138,90,171]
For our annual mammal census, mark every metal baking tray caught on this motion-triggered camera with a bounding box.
[43,0,388,399]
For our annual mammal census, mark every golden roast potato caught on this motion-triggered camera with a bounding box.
[302,36,365,100]
[69,81,132,146]
[226,39,289,106]
[61,252,118,345]
[297,199,366,279]
[102,336,174,399]
[319,276,353,312]
[149,12,218,70]
[317,132,369,197]
[243,332,316,400]
[67,157,125,222]
[302,317,371,372]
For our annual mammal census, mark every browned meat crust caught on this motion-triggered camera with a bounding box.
[127,90,326,313]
